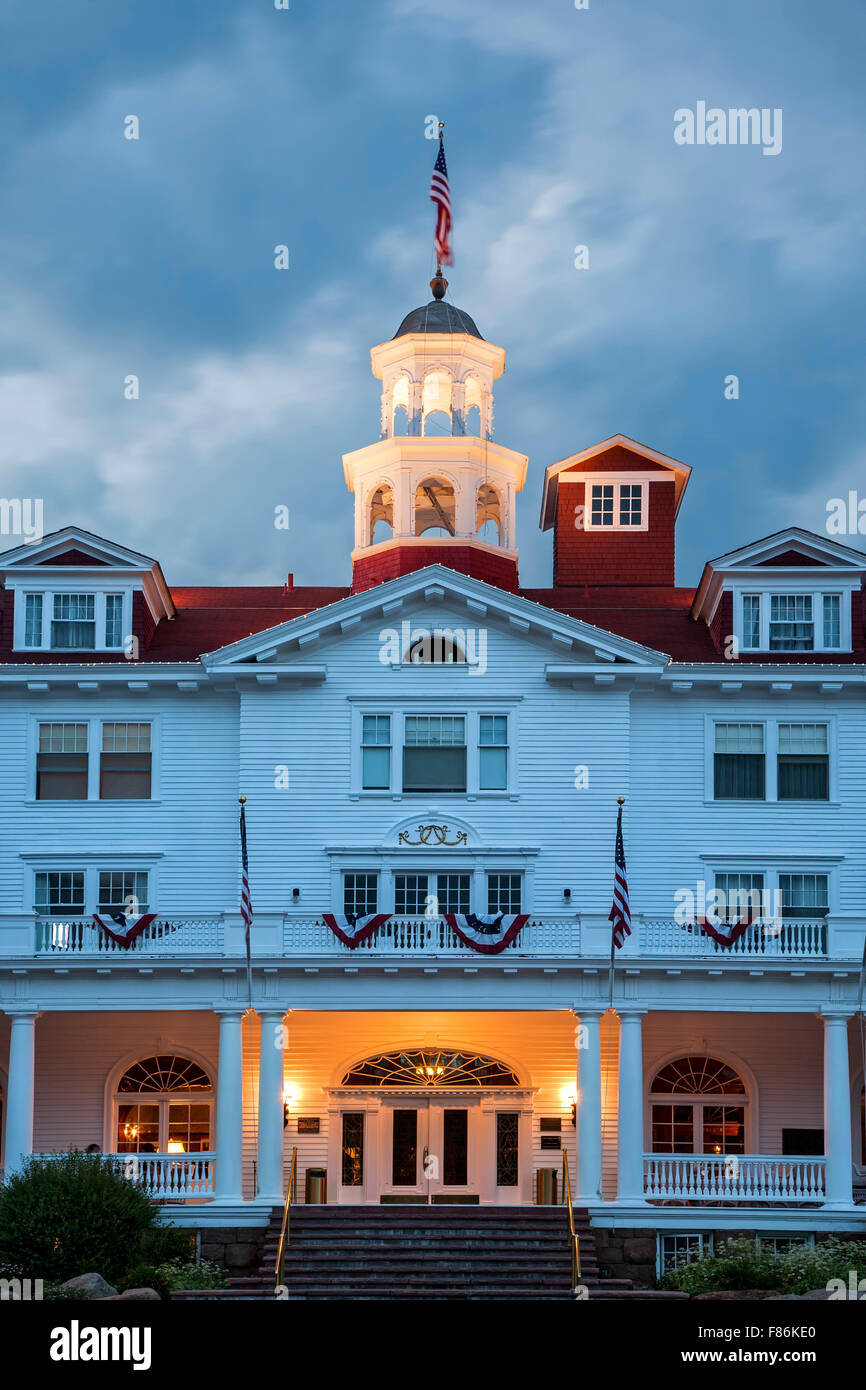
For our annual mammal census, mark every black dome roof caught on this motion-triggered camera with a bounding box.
[393,300,483,340]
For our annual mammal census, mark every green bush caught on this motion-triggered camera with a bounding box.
[0,1152,159,1285]
[660,1236,866,1296]
[154,1258,227,1291]
[119,1261,173,1300]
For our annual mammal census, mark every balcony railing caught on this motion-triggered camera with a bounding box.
[640,917,828,959]
[282,915,581,956]
[643,1153,826,1204]
[34,917,224,957]
[34,1152,216,1200]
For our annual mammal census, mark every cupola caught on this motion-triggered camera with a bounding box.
[343,274,528,593]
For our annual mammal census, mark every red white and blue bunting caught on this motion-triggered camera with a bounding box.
[443,913,530,955]
[683,914,755,948]
[322,912,392,949]
[93,912,157,949]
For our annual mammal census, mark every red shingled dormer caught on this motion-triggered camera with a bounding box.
[539,435,691,588]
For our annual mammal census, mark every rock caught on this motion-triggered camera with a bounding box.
[103,1288,161,1301]
[692,1289,782,1301]
[767,1289,834,1301]
[59,1273,118,1300]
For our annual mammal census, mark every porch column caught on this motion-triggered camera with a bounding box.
[822,1009,854,1208]
[214,1007,245,1202]
[574,1009,603,1203]
[616,1009,647,1204]
[4,1010,38,1174]
[257,1011,287,1204]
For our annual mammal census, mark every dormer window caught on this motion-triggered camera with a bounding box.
[18,588,128,651]
[586,482,645,530]
[738,590,847,654]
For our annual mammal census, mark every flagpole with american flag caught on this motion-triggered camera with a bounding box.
[429,122,453,268]
[608,796,631,1007]
[239,795,253,1007]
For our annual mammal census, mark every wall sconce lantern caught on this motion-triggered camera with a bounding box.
[292,887,301,904]
[562,888,572,905]
[283,1087,294,1128]
[568,1091,577,1127]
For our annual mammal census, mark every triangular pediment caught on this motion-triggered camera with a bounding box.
[201,565,670,677]
[0,526,161,573]
[540,434,691,530]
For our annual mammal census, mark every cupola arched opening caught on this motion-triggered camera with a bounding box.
[476,483,501,544]
[369,483,394,544]
[415,477,455,537]
[463,375,484,438]
[391,375,410,436]
[422,371,453,437]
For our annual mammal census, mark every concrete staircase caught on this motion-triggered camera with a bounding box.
[172,1204,686,1301]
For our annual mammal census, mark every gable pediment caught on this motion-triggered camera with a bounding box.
[201,565,670,680]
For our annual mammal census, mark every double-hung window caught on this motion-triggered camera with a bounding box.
[343,872,378,916]
[35,870,86,916]
[51,594,96,649]
[36,723,89,800]
[479,715,508,790]
[361,715,391,790]
[769,595,813,652]
[777,723,829,801]
[487,873,522,913]
[100,723,152,799]
[98,870,149,914]
[713,724,765,800]
[403,715,466,793]
[779,873,829,920]
[713,872,765,922]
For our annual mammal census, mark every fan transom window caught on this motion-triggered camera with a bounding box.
[341,1049,520,1088]
[117,1055,212,1093]
[651,1056,745,1096]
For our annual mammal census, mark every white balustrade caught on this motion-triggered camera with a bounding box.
[640,918,827,959]
[282,915,580,956]
[643,1153,826,1203]
[34,1152,216,1200]
[34,917,224,957]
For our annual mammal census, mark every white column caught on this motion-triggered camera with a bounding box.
[4,1011,38,1173]
[574,1009,603,1203]
[214,1008,245,1202]
[822,1010,854,1208]
[257,1011,287,1204]
[617,1009,647,1204]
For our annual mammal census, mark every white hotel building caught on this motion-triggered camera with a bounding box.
[1,282,864,1286]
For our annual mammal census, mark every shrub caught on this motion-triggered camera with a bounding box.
[119,1261,173,1300]
[0,1152,159,1285]
[660,1235,866,1296]
[154,1258,227,1291]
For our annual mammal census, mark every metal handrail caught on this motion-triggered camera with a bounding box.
[561,1150,581,1292]
[273,1146,298,1295]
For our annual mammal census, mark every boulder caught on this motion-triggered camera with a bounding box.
[104,1288,161,1301]
[59,1273,118,1300]
[692,1289,782,1301]
[767,1289,834,1301]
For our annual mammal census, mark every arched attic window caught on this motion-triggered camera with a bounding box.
[422,371,452,437]
[476,483,501,544]
[415,477,455,537]
[369,484,394,544]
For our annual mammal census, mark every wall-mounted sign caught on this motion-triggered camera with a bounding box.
[540,1117,562,1133]
[540,1135,561,1150]
[297,1117,320,1134]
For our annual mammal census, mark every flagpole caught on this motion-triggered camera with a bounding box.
[436,122,445,276]
[608,797,626,1010]
[239,795,253,1010]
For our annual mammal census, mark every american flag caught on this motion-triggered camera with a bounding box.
[609,801,631,948]
[429,133,453,266]
[239,800,252,944]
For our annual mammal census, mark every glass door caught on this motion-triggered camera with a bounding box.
[379,1104,429,1201]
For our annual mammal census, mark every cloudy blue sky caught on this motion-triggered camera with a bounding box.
[1,0,863,588]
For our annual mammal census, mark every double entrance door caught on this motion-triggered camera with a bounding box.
[381,1097,477,1202]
